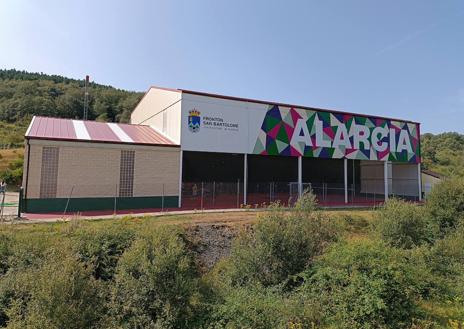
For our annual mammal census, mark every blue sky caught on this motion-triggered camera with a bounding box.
[1,0,463,133]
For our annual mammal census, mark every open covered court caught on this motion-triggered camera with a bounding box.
[21,87,422,214]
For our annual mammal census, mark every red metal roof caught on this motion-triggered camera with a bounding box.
[25,116,178,147]
[119,124,171,145]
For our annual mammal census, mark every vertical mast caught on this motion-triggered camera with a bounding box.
[83,75,89,120]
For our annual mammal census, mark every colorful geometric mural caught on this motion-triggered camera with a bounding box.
[253,105,420,163]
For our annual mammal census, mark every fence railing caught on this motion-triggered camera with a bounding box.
[182,179,420,209]
[22,178,421,214]
[24,183,177,214]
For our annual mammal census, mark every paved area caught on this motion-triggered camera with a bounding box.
[0,192,19,220]
[8,204,377,224]
[15,208,263,224]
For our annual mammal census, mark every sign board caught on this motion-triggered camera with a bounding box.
[181,95,420,163]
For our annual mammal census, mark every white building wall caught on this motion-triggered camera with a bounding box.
[131,88,182,144]
[360,161,419,197]
[360,161,389,195]
[180,93,268,153]
[392,163,419,197]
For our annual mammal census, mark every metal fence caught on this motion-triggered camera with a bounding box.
[23,183,177,215]
[22,177,421,214]
[182,178,421,209]
[182,181,243,210]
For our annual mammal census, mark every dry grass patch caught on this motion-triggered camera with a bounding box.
[0,148,23,171]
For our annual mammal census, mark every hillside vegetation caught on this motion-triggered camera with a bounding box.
[0,69,142,145]
[421,132,464,177]
[0,182,464,328]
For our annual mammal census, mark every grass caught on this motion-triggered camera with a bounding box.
[0,148,23,171]
[4,208,378,237]
[0,120,28,147]
[419,300,464,327]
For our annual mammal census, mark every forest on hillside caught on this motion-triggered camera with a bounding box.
[421,132,464,177]
[0,69,142,146]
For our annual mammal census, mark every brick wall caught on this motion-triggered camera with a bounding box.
[24,139,180,199]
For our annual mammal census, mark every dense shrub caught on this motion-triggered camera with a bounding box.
[219,199,340,287]
[294,189,319,212]
[210,284,323,329]
[417,225,464,299]
[4,249,104,329]
[375,198,435,249]
[0,231,58,327]
[0,268,34,326]
[3,232,58,273]
[426,178,464,235]
[303,239,419,329]
[72,226,135,280]
[107,226,202,328]
[2,192,464,328]
[0,234,11,276]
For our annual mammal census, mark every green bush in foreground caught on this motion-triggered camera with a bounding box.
[219,198,340,287]
[210,284,323,329]
[0,231,61,327]
[107,226,202,329]
[5,250,104,329]
[72,226,135,281]
[418,225,464,300]
[0,234,11,276]
[375,198,435,249]
[426,178,464,235]
[303,239,419,329]
[2,194,464,328]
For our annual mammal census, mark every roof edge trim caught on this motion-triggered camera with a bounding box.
[25,136,180,148]
[179,89,420,125]
[24,115,36,137]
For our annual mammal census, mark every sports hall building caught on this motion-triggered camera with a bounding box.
[21,87,422,213]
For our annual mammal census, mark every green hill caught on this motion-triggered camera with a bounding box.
[0,69,143,146]
[421,132,464,177]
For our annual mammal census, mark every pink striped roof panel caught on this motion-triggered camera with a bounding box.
[25,116,177,146]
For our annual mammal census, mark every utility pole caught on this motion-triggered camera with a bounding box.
[83,75,89,120]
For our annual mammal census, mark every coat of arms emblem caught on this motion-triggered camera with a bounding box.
[188,109,201,133]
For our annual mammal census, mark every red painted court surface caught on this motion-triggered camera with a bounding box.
[22,194,385,220]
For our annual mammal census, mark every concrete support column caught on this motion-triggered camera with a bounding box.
[298,156,303,197]
[178,150,183,208]
[344,158,348,204]
[243,154,248,205]
[384,160,389,201]
[418,162,422,201]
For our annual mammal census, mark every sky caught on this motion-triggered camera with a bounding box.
[0,0,463,133]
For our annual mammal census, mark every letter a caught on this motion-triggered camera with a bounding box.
[291,118,312,146]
